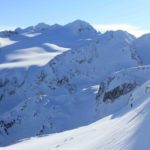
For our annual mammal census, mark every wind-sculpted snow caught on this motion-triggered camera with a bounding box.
[2,80,150,150]
[0,20,150,148]
[0,20,99,69]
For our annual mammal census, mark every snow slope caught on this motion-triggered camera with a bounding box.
[2,80,150,150]
[0,45,70,69]
[0,20,150,148]
[0,65,146,146]
[0,20,98,69]
[133,33,150,64]
[96,65,150,117]
[0,38,17,47]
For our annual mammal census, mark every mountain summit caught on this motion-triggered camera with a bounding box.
[65,20,98,35]
[0,20,150,149]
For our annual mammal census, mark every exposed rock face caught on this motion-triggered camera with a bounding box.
[96,79,137,104]
[0,119,16,135]
[0,77,25,102]
[103,82,137,103]
[0,20,149,146]
[0,31,18,37]
[96,76,115,102]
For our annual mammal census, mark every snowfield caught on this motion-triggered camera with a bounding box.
[0,38,17,47]
[0,44,70,69]
[0,20,150,150]
[2,81,150,150]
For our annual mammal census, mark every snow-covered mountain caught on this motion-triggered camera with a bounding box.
[133,33,150,64]
[3,79,150,150]
[0,20,150,149]
[0,20,99,69]
[15,23,51,33]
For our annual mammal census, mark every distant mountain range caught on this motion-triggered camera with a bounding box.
[0,20,150,150]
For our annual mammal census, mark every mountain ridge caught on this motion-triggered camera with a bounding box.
[0,20,150,149]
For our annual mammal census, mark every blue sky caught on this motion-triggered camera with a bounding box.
[1,0,150,36]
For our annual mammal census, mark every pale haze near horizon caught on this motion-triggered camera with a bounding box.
[1,0,150,37]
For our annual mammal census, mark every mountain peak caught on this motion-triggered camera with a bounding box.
[34,23,50,30]
[99,30,136,44]
[65,20,98,36]
[66,19,91,26]
[15,23,51,33]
